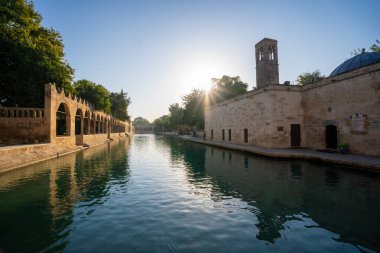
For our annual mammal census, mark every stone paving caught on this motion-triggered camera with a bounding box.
[181,136,380,171]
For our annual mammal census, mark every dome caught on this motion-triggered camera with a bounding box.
[329,51,380,77]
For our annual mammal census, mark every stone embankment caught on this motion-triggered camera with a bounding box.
[181,136,380,171]
[0,137,125,173]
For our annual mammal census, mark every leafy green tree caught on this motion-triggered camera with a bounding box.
[110,89,131,121]
[0,0,74,107]
[168,103,183,130]
[74,79,111,113]
[182,89,205,129]
[132,117,151,127]
[369,39,380,52]
[296,70,324,86]
[153,115,171,132]
[209,75,248,105]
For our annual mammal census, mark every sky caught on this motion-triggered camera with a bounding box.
[34,0,380,122]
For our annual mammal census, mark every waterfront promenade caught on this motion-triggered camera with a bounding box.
[181,136,380,171]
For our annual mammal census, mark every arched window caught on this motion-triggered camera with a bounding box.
[75,109,82,135]
[84,111,90,135]
[56,103,68,136]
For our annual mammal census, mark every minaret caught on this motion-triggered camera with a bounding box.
[255,38,279,89]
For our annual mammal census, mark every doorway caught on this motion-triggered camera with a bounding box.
[291,124,301,147]
[326,125,337,149]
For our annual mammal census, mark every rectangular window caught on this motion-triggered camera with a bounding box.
[228,129,231,141]
[244,128,248,143]
[211,129,214,140]
[222,129,225,140]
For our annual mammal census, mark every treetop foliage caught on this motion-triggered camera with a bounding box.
[296,70,325,86]
[74,79,131,120]
[74,80,111,114]
[153,75,248,132]
[132,117,151,127]
[209,75,248,105]
[0,0,74,107]
[0,0,131,121]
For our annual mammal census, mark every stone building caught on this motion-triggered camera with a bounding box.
[0,84,133,146]
[205,38,380,156]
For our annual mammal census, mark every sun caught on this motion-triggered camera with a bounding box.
[180,60,224,94]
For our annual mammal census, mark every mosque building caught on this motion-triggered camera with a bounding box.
[204,38,380,156]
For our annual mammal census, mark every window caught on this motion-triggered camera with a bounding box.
[222,129,225,140]
[244,128,248,143]
[211,129,214,139]
[228,129,231,141]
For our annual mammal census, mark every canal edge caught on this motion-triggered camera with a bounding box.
[179,136,380,172]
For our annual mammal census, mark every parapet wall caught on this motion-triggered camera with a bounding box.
[0,107,49,144]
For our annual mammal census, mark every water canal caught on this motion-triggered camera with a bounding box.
[0,134,379,253]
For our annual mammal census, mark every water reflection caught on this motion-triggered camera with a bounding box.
[0,139,130,253]
[162,136,380,251]
[1,135,379,253]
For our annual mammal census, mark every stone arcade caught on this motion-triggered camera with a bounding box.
[0,84,133,146]
[205,38,380,156]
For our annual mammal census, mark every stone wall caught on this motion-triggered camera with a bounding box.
[302,63,380,156]
[0,107,49,144]
[205,62,380,156]
[205,85,303,148]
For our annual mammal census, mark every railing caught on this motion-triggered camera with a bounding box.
[0,107,44,118]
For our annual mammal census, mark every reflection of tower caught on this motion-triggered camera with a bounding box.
[255,38,279,88]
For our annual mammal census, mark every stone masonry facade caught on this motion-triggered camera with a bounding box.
[205,39,380,156]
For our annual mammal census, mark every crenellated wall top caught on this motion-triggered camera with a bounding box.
[45,83,129,124]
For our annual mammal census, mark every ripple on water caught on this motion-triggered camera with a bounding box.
[0,135,379,253]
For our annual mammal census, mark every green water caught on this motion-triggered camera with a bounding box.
[0,135,379,253]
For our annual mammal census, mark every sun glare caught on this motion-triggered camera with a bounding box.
[180,60,224,94]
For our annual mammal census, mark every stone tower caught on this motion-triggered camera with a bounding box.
[255,38,279,88]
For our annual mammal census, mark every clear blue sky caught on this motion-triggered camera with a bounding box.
[34,0,380,122]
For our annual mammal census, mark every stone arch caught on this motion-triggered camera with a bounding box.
[95,115,100,133]
[91,112,95,134]
[75,108,83,135]
[84,110,90,135]
[56,103,70,136]
[103,117,107,134]
[100,116,104,133]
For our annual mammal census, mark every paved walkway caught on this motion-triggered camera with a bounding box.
[180,136,380,171]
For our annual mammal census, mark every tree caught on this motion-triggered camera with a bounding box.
[132,117,151,127]
[369,39,380,53]
[110,89,131,121]
[0,0,74,107]
[153,115,171,132]
[168,103,183,130]
[296,70,324,86]
[74,79,111,113]
[209,75,248,105]
[182,89,205,129]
